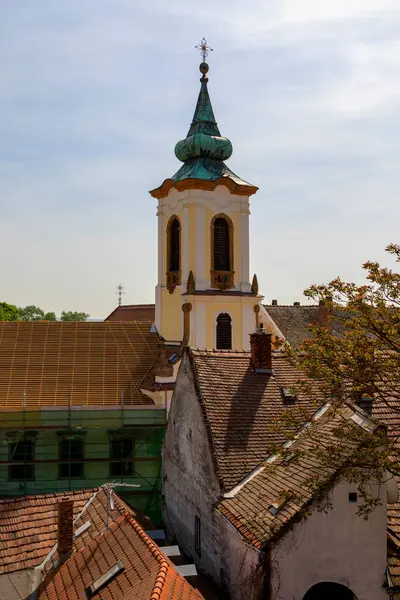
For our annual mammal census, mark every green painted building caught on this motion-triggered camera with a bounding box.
[0,321,172,524]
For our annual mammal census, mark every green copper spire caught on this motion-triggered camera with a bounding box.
[186,70,220,137]
[174,62,233,163]
[149,40,258,199]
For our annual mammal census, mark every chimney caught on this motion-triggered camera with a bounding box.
[271,299,278,306]
[293,302,300,306]
[58,499,74,558]
[250,331,273,373]
[317,296,333,334]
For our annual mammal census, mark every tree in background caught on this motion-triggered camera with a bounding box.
[0,305,89,321]
[19,305,57,321]
[0,302,21,321]
[271,244,400,515]
[61,311,89,322]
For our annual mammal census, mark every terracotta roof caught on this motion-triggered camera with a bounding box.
[218,405,378,549]
[40,512,204,600]
[0,488,135,575]
[371,398,400,450]
[262,305,345,347]
[0,321,159,408]
[387,486,400,589]
[189,349,321,491]
[105,305,155,322]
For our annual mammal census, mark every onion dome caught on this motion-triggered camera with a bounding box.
[149,60,258,199]
[175,64,233,162]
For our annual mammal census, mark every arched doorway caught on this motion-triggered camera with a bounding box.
[303,582,357,600]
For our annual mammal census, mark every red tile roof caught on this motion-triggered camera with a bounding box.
[40,512,204,600]
[387,487,400,589]
[0,488,135,575]
[262,305,345,347]
[218,405,378,548]
[0,321,159,408]
[189,349,321,491]
[105,305,155,322]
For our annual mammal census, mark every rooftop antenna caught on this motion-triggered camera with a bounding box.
[115,283,125,307]
[103,482,140,529]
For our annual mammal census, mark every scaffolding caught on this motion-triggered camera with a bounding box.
[0,392,167,525]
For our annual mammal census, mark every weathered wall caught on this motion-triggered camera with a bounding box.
[163,352,222,578]
[163,353,263,600]
[271,480,388,600]
[216,510,266,600]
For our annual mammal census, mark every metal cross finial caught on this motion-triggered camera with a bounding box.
[195,38,213,62]
[115,283,125,307]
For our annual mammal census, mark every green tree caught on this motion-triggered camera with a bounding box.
[19,305,45,321]
[61,311,89,322]
[272,244,400,514]
[19,305,57,321]
[0,302,21,321]
[44,312,57,321]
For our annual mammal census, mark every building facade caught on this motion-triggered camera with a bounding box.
[162,340,390,600]
[150,58,262,350]
[0,321,169,524]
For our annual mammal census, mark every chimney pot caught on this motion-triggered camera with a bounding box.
[250,331,273,373]
[58,499,74,558]
[271,299,278,306]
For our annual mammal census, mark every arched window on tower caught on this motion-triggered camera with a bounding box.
[216,313,232,349]
[167,217,181,292]
[211,215,234,290]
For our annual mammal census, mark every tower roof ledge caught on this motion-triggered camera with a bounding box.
[149,158,258,199]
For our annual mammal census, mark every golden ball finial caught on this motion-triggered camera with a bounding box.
[199,62,209,75]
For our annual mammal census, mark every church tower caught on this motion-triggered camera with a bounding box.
[150,41,261,350]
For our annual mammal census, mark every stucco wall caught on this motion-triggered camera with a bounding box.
[270,480,388,600]
[156,186,253,344]
[162,353,223,578]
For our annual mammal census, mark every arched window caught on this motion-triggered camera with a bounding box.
[216,313,232,350]
[211,215,234,290]
[213,217,230,271]
[167,217,181,292]
[168,218,180,272]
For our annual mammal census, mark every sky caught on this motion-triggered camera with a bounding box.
[1,1,400,318]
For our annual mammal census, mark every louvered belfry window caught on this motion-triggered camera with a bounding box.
[213,218,230,271]
[216,313,232,349]
[169,218,180,272]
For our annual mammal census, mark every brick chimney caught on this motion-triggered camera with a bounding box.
[317,296,333,334]
[250,331,273,373]
[58,499,74,558]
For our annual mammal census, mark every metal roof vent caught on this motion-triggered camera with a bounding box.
[281,387,297,405]
[268,491,293,516]
[86,561,124,598]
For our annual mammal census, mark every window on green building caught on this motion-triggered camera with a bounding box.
[59,439,84,479]
[9,439,34,481]
[110,437,133,477]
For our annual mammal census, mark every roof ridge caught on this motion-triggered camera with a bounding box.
[187,350,225,489]
[122,513,171,599]
[0,487,98,505]
[263,304,317,308]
